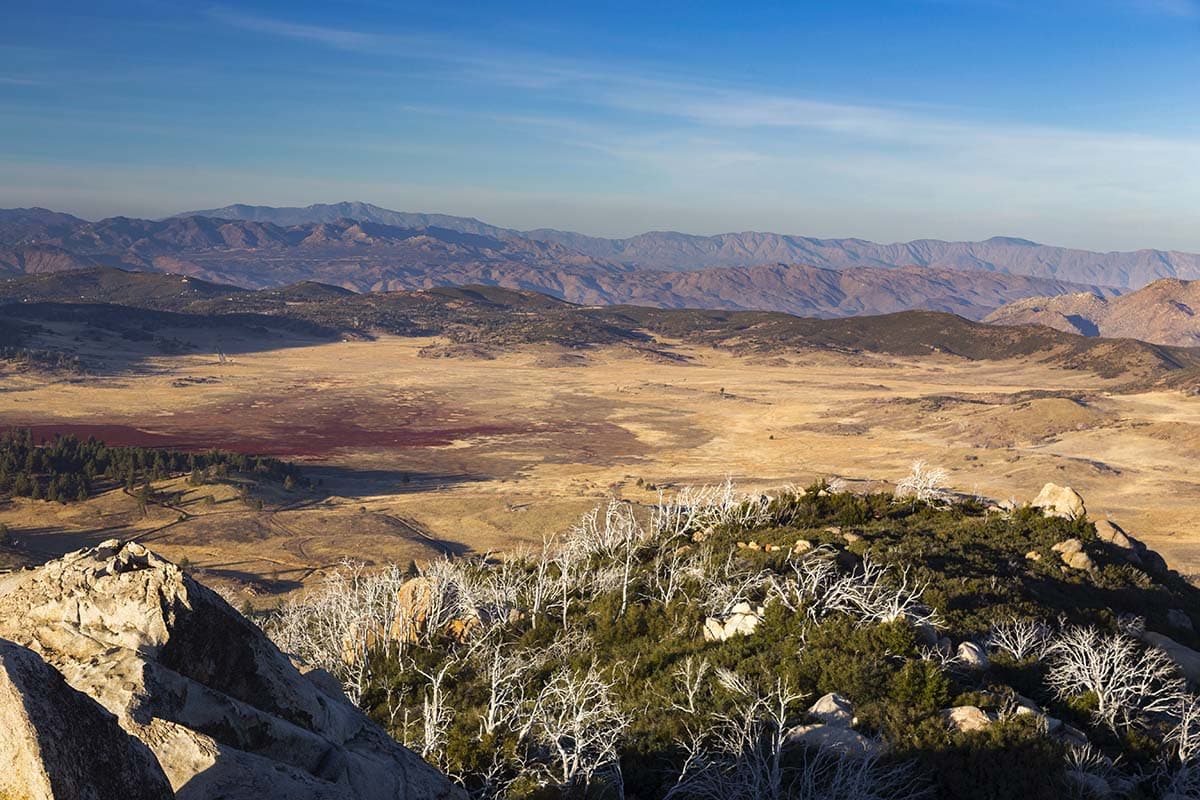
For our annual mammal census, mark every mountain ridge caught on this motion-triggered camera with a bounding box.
[176,202,1200,288]
[5,203,1197,320]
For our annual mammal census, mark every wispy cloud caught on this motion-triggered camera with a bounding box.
[46,5,1197,248]
[208,8,384,50]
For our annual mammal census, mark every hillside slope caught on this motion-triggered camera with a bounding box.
[986,278,1200,347]
[556,262,1119,319]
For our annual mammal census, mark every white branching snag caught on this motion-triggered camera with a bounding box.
[477,641,534,737]
[768,548,941,631]
[418,662,456,765]
[987,617,1051,662]
[652,477,774,539]
[894,460,952,506]
[668,670,806,800]
[525,661,628,794]
[1164,694,1200,798]
[267,560,408,706]
[1046,626,1186,733]
[668,669,929,800]
[670,656,712,716]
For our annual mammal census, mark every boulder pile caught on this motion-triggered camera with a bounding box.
[702,602,764,642]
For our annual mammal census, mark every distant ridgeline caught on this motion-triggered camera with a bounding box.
[0,428,306,503]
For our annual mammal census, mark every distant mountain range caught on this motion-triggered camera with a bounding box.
[987,278,1200,347]
[5,202,1200,320]
[182,202,1200,287]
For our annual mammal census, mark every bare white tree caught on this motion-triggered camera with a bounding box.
[695,549,775,618]
[527,535,556,628]
[666,669,805,800]
[1061,744,1127,800]
[1170,694,1200,766]
[474,552,529,634]
[1160,694,1200,798]
[653,478,775,539]
[523,661,629,795]
[417,557,484,643]
[1046,626,1186,733]
[476,640,536,737]
[814,556,942,630]
[670,656,713,716]
[668,669,928,800]
[917,643,961,671]
[987,618,1052,662]
[417,661,456,766]
[267,560,407,706]
[643,542,703,606]
[894,460,952,507]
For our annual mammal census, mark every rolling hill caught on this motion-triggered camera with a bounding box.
[3,269,1197,388]
[986,278,1200,347]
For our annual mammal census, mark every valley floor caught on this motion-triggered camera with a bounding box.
[2,334,1198,597]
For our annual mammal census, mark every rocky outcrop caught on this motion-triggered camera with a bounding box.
[807,692,854,727]
[702,602,764,642]
[0,637,175,800]
[1032,483,1086,520]
[942,706,994,734]
[0,541,464,800]
[1094,519,1169,574]
[784,724,876,757]
[1052,538,1095,571]
[957,642,990,670]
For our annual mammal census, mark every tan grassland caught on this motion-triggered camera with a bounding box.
[2,334,1198,600]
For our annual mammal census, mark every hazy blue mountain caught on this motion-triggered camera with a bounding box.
[176,202,1200,288]
[179,202,519,240]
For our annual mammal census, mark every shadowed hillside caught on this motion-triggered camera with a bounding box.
[2,269,1198,389]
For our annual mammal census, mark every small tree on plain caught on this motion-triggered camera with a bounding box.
[894,460,952,507]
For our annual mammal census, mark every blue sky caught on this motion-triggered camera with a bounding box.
[1,1,1198,250]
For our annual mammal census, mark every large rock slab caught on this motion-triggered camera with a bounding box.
[0,541,464,800]
[0,637,174,800]
[784,723,876,757]
[1142,631,1200,683]
[942,705,994,734]
[957,641,990,670]
[808,692,854,727]
[1032,483,1086,520]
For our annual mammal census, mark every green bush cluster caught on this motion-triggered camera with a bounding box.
[286,484,1198,799]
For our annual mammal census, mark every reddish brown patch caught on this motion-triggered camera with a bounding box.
[13,394,524,459]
